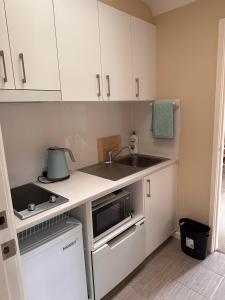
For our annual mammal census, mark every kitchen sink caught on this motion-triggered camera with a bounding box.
[115,154,168,168]
[80,154,169,181]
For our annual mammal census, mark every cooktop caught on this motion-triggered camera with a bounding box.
[11,183,69,220]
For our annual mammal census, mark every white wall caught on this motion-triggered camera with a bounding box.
[0,102,133,187]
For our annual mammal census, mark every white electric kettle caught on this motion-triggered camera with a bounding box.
[46,147,75,181]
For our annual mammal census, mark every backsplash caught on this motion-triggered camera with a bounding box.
[0,102,133,187]
[0,100,180,188]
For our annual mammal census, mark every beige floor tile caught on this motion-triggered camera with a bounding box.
[177,264,223,298]
[212,278,225,300]
[201,251,225,276]
[153,281,206,300]
[104,285,144,300]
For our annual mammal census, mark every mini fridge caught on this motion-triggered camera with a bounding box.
[19,216,88,300]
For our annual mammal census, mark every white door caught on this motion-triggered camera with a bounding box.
[0,125,24,300]
[0,0,14,89]
[145,164,177,257]
[131,17,156,101]
[4,0,60,91]
[54,0,102,101]
[98,3,133,101]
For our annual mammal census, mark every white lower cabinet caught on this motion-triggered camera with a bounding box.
[144,164,177,257]
[92,220,145,300]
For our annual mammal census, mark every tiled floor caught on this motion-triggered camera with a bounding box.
[103,238,225,300]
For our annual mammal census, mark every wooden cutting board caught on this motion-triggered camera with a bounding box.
[97,135,122,162]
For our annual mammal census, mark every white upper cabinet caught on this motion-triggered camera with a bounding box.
[131,17,156,101]
[54,0,102,101]
[0,0,14,89]
[98,3,133,101]
[4,0,60,90]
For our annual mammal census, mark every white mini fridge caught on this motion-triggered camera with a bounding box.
[19,217,88,300]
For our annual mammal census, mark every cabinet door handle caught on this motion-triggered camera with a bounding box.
[135,78,139,97]
[0,50,8,83]
[19,53,26,83]
[147,179,151,197]
[106,75,110,97]
[96,74,101,97]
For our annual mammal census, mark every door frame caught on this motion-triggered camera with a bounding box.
[209,19,225,252]
[0,124,24,300]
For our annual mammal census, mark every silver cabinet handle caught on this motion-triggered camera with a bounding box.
[135,78,140,97]
[19,53,26,83]
[147,179,151,197]
[96,74,101,97]
[0,50,8,83]
[106,75,110,97]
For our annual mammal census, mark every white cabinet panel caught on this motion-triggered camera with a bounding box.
[131,17,156,101]
[0,0,14,89]
[98,3,133,101]
[145,164,177,257]
[54,0,102,101]
[92,220,145,300]
[4,0,60,90]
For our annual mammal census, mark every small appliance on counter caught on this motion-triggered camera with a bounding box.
[38,147,75,183]
[11,183,69,220]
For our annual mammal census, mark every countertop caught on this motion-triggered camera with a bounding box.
[15,158,177,233]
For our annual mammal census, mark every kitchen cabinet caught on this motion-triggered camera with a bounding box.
[4,0,60,91]
[131,17,156,101]
[0,0,14,89]
[98,3,133,101]
[144,164,177,257]
[0,126,24,300]
[54,0,102,101]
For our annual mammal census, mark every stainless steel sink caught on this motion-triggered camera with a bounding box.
[115,154,168,168]
[80,154,168,181]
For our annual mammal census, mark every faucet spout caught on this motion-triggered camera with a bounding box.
[105,146,131,164]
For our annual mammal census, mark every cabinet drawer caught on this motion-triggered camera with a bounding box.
[92,219,145,300]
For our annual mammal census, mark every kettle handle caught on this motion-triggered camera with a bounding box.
[64,148,75,162]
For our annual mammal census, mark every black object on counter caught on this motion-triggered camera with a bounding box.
[179,218,210,260]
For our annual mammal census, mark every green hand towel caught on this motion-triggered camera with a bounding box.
[152,102,174,139]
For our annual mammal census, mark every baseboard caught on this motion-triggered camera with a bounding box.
[172,231,180,240]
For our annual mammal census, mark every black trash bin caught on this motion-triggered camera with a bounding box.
[179,218,210,260]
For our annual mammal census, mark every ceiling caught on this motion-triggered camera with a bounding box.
[142,0,197,16]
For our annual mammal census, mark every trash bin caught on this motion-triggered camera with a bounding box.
[179,218,210,260]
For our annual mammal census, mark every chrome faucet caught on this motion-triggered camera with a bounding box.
[105,146,131,164]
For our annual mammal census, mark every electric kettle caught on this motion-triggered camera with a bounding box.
[47,147,75,181]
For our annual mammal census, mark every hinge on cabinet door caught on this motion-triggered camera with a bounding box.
[0,211,8,230]
[1,239,17,260]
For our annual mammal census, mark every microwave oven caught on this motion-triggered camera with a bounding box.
[92,190,132,241]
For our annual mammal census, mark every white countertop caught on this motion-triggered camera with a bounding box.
[15,159,177,233]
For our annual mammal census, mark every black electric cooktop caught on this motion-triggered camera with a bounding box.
[11,183,69,220]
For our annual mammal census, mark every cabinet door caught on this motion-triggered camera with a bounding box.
[0,0,14,89]
[4,0,60,90]
[131,17,156,101]
[145,164,177,257]
[98,3,133,101]
[54,0,102,101]
[0,126,24,300]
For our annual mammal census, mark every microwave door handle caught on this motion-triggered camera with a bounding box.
[92,192,129,212]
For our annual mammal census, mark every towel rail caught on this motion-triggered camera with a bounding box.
[149,101,179,109]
